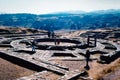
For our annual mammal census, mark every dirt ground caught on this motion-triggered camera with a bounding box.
[0,57,36,80]
[88,58,120,80]
[55,58,120,80]
[0,57,120,80]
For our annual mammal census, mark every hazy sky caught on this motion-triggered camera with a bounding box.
[0,0,120,14]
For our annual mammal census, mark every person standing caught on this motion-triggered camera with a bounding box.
[48,31,51,38]
[54,37,57,45]
[31,39,36,52]
[57,39,60,45]
[84,49,90,70]
[51,31,55,38]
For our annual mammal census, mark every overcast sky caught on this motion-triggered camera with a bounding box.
[0,0,120,14]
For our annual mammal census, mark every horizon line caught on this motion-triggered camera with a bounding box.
[0,9,120,15]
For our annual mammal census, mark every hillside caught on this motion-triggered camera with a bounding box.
[0,9,120,30]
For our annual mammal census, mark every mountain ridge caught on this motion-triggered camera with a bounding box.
[0,9,120,31]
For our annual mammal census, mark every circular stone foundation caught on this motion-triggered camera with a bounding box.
[38,42,76,46]
[35,38,81,50]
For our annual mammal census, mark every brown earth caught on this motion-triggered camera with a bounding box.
[55,58,120,80]
[0,57,36,80]
[88,58,120,80]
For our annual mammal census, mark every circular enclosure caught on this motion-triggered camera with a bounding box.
[35,38,81,50]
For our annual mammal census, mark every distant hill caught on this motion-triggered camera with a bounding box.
[0,9,120,31]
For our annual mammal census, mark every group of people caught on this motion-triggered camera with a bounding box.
[31,31,60,52]
[48,31,60,45]
[54,38,60,45]
[48,31,55,38]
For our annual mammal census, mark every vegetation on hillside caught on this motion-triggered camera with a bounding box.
[0,9,120,31]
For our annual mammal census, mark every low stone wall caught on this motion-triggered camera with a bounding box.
[0,44,12,47]
[100,51,120,63]
[101,42,117,50]
[36,38,81,44]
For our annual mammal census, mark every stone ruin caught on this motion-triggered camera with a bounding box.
[0,28,120,80]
